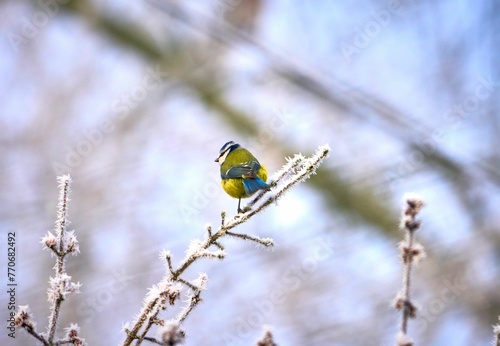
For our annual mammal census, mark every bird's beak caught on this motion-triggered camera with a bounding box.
[214,157,219,163]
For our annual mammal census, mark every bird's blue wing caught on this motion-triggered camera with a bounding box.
[222,161,260,179]
[222,161,270,195]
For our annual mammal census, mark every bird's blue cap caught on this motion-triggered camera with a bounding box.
[219,141,240,155]
[215,141,241,162]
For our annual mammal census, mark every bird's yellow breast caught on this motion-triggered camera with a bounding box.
[221,178,247,199]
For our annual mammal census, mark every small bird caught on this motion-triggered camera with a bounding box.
[215,141,270,213]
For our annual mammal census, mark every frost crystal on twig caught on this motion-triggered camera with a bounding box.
[122,145,330,346]
[63,323,86,346]
[256,326,278,346]
[156,321,185,345]
[396,331,414,346]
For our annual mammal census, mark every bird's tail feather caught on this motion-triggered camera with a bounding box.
[243,178,270,195]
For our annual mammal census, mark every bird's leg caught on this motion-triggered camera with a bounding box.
[237,198,242,213]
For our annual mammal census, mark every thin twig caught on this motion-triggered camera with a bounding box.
[226,231,274,247]
[393,193,425,345]
[136,304,164,346]
[142,336,163,345]
[48,176,71,342]
[177,291,201,323]
[123,299,159,345]
[177,278,197,291]
[21,322,49,345]
[54,339,81,345]
[400,230,415,335]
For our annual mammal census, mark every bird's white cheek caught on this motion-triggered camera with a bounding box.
[218,150,230,165]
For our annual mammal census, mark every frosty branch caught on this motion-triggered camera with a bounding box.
[15,175,84,346]
[122,144,330,345]
[393,193,426,346]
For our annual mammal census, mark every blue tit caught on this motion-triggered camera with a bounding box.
[215,141,271,213]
